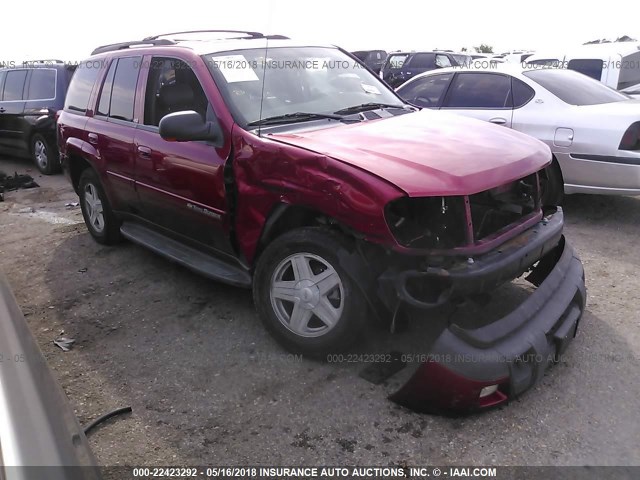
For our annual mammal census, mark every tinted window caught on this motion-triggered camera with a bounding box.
[512,78,535,107]
[109,57,140,122]
[408,53,435,69]
[0,71,5,94]
[387,54,409,70]
[65,61,101,112]
[451,54,471,66]
[397,73,452,107]
[3,70,28,100]
[444,73,512,108]
[617,52,640,92]
[567,59,603,81]
[524,69,627,105]
[97,60,117,116]
[144,57,210,127]
[27,69,56,100]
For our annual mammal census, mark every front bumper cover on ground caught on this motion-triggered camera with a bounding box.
[385,210,586,413]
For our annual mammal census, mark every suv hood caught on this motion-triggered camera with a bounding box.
[268,110,550,196]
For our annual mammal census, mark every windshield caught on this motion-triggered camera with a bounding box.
[204,47,404,127]
[523,68,629,105]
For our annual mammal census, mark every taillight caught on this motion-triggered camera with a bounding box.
[619,122,640,150]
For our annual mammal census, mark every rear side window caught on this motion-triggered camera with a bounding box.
[512,78,535,107]
[0,71,6,95]
[397,73,452,107]
[3,70,28,100]
[523,69,627,105]
[65,61,101,112]
[408,53,435,69]
[386,54,409,70]
[27,69,56,100]
[108,57,141,122]
[567,59,604,81]
[97,60,117,116]
[444,73,512,108]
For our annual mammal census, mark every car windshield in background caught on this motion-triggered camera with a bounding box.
[204,47,404,127]
[523,69,629,105]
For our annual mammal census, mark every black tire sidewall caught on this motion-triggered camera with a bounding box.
[78,169,120,244]
[253,228,366,358]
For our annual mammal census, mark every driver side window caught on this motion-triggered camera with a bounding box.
[144,57,211,127]
[396,73,452,108]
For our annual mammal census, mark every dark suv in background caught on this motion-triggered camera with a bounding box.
[381,51,470,88]
[351,50,388,74]
[0,60,75,174]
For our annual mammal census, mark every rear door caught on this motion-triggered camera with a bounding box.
[440,72,514,127]
[84,56,141,211]
[133,55,233,254]
[0,69,28,152]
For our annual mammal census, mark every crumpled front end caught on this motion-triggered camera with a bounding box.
[368,168,587,413]
[389,234,586,413]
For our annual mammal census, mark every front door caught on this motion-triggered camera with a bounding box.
[133,56,233,255]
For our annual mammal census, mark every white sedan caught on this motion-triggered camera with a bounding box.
[396,65,640,202]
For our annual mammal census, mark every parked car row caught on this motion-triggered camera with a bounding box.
[53,30,586,413]
[395,64,640,199]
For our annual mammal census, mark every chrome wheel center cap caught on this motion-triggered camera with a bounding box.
[296,280,319,309]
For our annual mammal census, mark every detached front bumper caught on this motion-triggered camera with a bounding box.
[390,235,586,413]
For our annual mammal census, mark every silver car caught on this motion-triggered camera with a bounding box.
[396,65,640,202]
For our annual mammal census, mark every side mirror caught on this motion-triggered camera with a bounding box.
[159,111,222,144]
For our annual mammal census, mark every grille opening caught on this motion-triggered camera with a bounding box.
[385,196,467,249]
[469,174,538,241]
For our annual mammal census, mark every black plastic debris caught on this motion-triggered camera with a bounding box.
[0,171,39,201]
[53,337,76,352]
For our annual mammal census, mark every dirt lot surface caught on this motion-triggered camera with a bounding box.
[1,156,639,467]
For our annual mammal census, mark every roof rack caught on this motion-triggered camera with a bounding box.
[143,30,265,41]
[91,39,175,55]
[21,59,65,65]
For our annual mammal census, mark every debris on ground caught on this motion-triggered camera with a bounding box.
[0,171,39,201]
[53,337,76,352]
[65,202,80,208]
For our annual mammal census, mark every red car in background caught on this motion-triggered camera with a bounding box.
[57,30,586,413]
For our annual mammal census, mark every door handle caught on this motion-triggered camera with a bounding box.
[137,146,152,158]
[0,107,6,113]
[87,133,98,144]
[489,117,507,125]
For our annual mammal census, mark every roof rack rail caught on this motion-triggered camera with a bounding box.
[91,39,175,56]
[144,30,265,41]
[21,59,65,65]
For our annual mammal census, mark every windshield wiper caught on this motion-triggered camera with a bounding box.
[333,102,408,115]
[247,112,347,127]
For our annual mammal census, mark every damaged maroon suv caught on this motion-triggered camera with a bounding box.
[57,31,586,413]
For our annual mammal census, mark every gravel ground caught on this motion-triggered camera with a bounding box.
[1,156,639,467]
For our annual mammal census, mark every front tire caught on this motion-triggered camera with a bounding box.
[78,168,121,245]
[253,227,367,359]
[31,134,59,175]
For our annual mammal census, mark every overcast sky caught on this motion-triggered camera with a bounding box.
[1,0,638,62]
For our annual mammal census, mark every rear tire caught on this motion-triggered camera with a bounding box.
[31,134,59,175]
[253,227,367,359]
[78,168,121,245]
[540,160,564,206]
